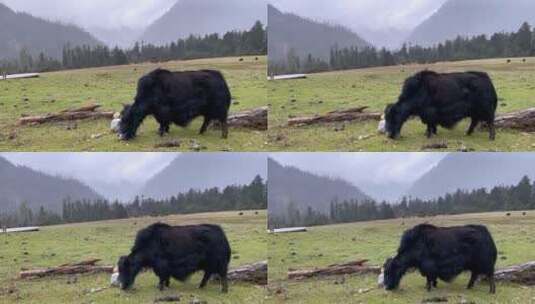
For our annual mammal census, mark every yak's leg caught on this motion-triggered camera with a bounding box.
[466,119,479,136]
[220,274,229,293]
[199,271,211,289]
[488,120,496,141]
[199,117,211,135]
[220,118,229,139]
[158,122,170,137]
[467,271,478,289]
[425,276,436,291]
[158,274,170,291]
[425,124,435,138]
[488,274,496,294]
[433,278,438,288]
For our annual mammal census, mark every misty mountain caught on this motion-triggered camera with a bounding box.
[268,4,371,64]
[140,0,267,46]
[407,153,535,200]
[139,153,267,200]
[358,27,410,50]
[268,158,371,217]
[0,2,101,60]
[88,26,143,49]
[407,0,535,46]
[0,157,103,213]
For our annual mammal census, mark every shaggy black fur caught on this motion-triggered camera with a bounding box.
[117,223,231,293]
[119,69,231,140]
[384,71,498,140]
[383,224,497,293]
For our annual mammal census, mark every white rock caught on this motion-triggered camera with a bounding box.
[377,119,386,134]
[110,272,120,287]
[110,118,121,133]
[377,272,385,288]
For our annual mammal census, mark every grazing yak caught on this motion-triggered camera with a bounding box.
[383,224,497,293]
[118,69,231,140]
[384,71,498,140]
[117,223,231,293]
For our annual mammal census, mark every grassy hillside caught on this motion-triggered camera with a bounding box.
[266,211,535,303]
[0,56,267,152]
[268,57,535,151]
[0,211,267,304]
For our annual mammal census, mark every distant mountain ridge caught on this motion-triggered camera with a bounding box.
[0,156,103,213]
[140,0,267,45]
[0,2,101,59]
[268,158,371,217]
[140,153,267,199]
[268,4,371,64]
[407,0,535,46]
[407,153,535,200]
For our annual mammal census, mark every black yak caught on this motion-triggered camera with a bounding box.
[383,224,497,293]
[117,223,231,293]
[384,71,498,140]
[118,69,231,140]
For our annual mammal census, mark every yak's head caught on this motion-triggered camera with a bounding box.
[117,255,141,290]
[383,256,405,290]
[384,103,403,139]
[118,104,137,141]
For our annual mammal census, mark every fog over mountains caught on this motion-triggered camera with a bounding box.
[268,4,370,63]
[140,0,267,46]
[268,158,371,218]
[0,2,101,59]
[0,154,267,213]
[407,0,535,47]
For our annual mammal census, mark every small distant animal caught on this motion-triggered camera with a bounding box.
[522,59,526,63]
[384,71,498,140]
[383,224,497,293]
[239,58,244,62]
[118,69,231,140]
[522,212,527,216]
[507,59,511,63]
[506,212,511,216]
[117,223,231,293]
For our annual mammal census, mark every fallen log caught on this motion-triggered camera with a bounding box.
[288,107,382,127]
[18,110,114,125]
[59,259,101,267]
[494,261,535,285]
[226,261,267,285]
[20,264,114,279]
[212,107,267,130]
[493,108,535,132]
[288,259,380,281]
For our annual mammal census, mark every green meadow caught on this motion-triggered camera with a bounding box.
[266,211,535,304]
[0,211,267,304]
[0,56,268,152]
[268,57,535,152]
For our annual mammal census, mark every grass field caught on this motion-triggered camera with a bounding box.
[266,211,535,304]
[0,56,267,152]
[0,211,267,304]
[268,57,535,152]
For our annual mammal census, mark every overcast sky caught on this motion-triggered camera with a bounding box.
[1,0,176,29]
[271,152,447,189]
[270,0,447,31]
[1,153,176,185]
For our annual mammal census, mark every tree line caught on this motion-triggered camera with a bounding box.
[269,175,535,229]
[269,21,535,75]
[0,175,266,228]
[0,21,266,74]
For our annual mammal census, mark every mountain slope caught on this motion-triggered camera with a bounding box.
[140,0,267,45]
[268,158,371,217]
[268,4,371,64]
[0,3,101,59]
[407,153,535,200]
[140,153,267,199]
[0,157,103,213]
[407,0,535,46]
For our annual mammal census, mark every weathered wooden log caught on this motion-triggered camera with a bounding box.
[226,261,267,285]
[215,107,268,131]
[18,111,114,125]
[59,258,101,267]
[20,264,114,279]
[287,259,381,281]
[288,107,382,127]
[494,261,535,285]
[493,108,535,132]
